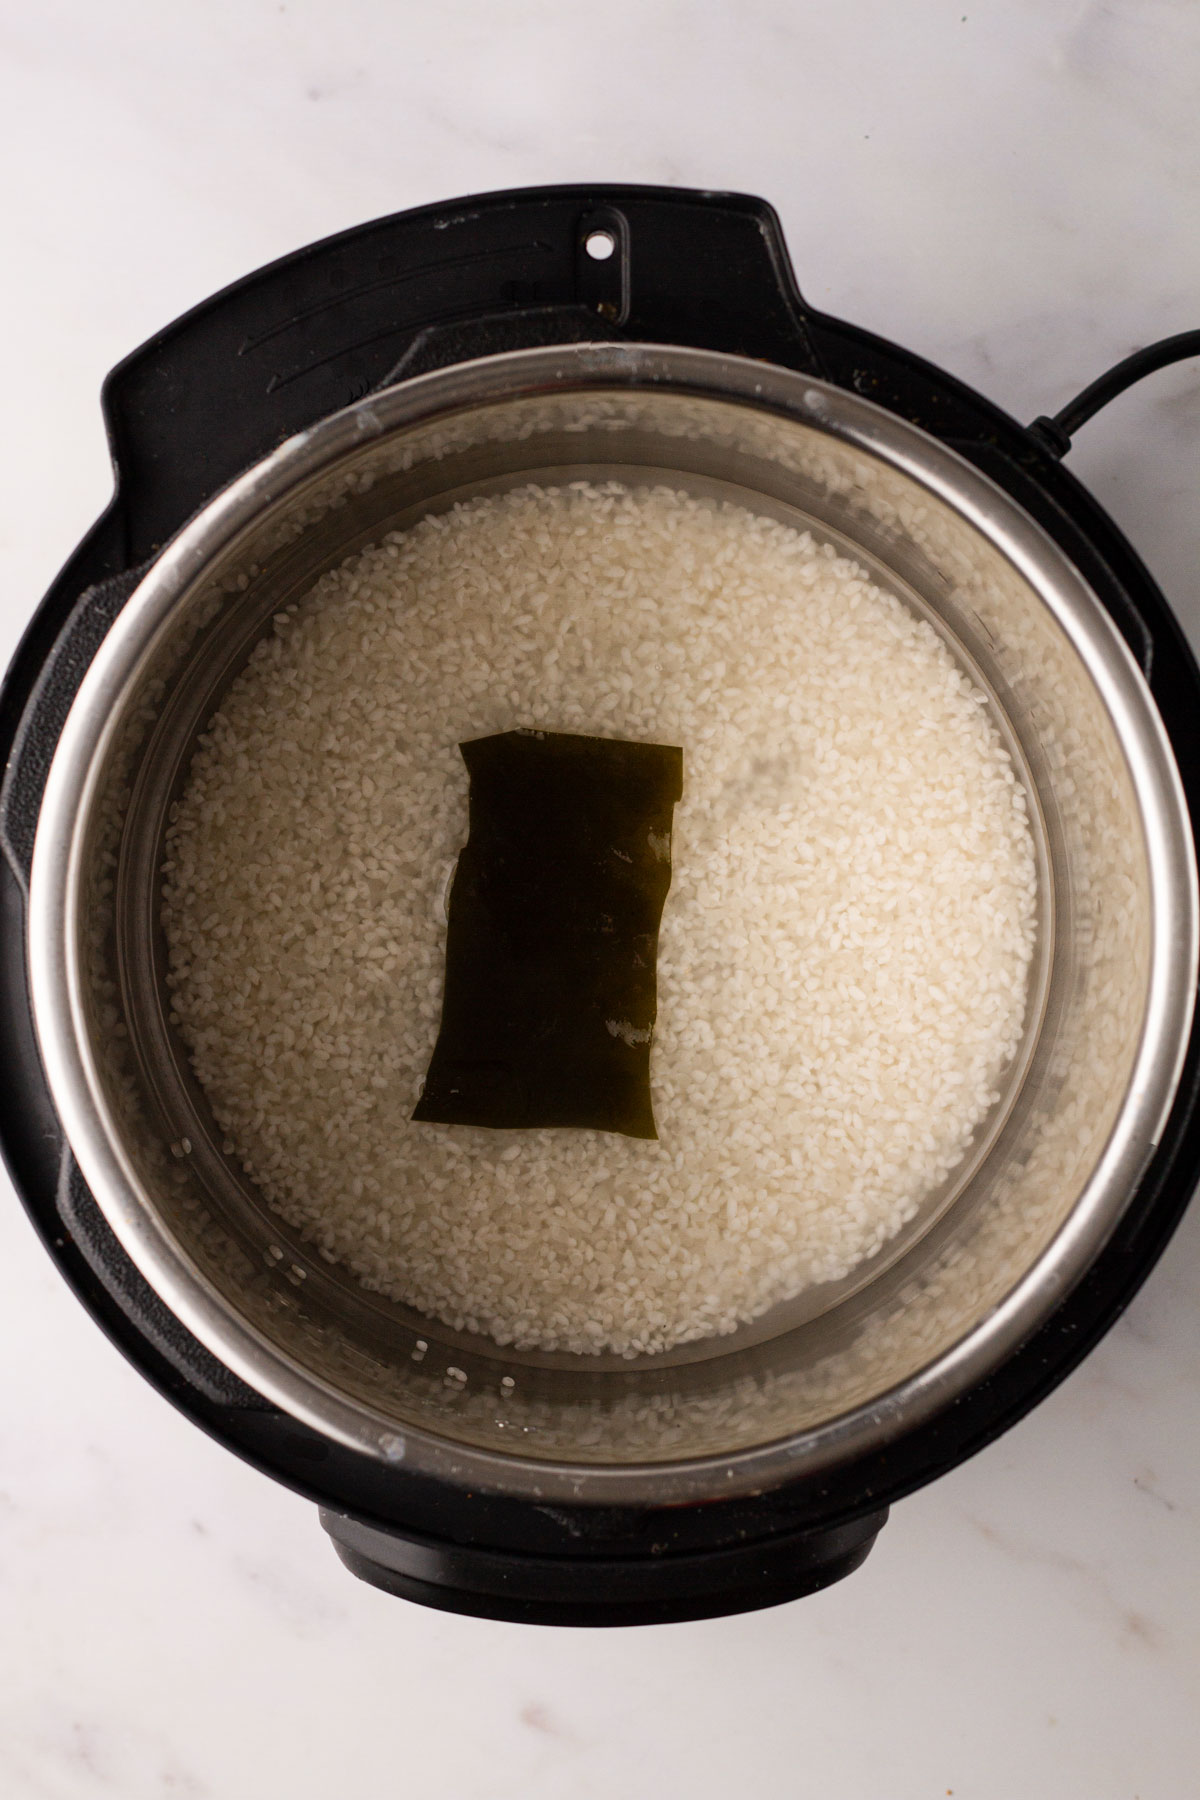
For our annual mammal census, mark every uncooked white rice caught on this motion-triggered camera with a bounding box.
[161,481,1037,1356]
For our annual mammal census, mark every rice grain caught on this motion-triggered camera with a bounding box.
[162,482,1037,1356]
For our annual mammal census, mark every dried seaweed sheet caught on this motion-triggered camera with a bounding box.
[413,729,683,1138]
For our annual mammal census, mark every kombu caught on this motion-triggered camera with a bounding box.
[413,729,683,1138]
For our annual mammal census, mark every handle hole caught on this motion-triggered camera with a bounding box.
[584,229,616,262]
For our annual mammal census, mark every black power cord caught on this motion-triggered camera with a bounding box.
[1028,328,1200,457]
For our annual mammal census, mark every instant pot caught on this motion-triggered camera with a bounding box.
[4,185,1200,1626]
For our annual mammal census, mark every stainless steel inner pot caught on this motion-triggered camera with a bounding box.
[28,343,1198,1504]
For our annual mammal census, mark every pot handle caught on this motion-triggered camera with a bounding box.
[97,186,829,569]
[0,565,148,887]
[375,187,829,384]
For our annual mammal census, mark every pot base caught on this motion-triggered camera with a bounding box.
[320,1505,888,1626]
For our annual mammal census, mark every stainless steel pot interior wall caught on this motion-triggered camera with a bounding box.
[27,346,1197,1505]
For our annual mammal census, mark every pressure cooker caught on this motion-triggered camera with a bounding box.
[3,185,1199,1625]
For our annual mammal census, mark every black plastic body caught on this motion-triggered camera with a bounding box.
[4,186,1200,1627]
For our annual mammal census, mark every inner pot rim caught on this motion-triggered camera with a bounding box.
[27,342,1199,1504]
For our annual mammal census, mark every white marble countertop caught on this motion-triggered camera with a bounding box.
[3,3,1200,1795]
